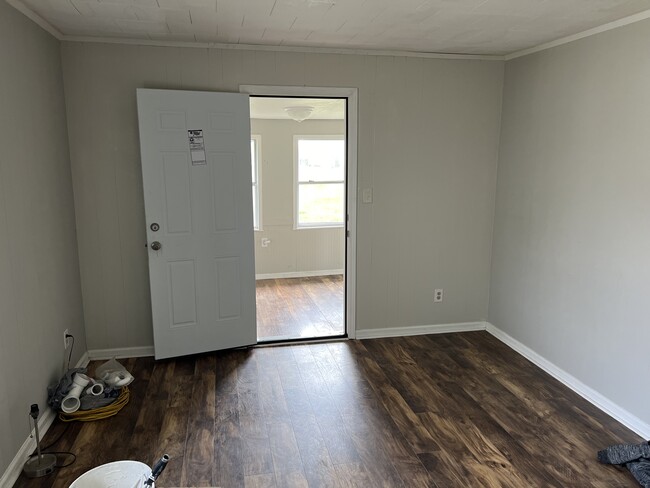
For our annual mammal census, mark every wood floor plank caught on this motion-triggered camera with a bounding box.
[290,413,338,488]
[333,462,373,488]
[14,333,642,488]
[127,361,175,462]
[156,374,193,487]
[256,276,344,341]
[434,335,620,486]
[215,393,245,488]
[267,420,302,469]
[181,367,216,486]
[275,470,309,488]
[349,343,439,454]
[267,419,307,485]
[340,413,406,488]
[240,414,274,477]
[277,278,336,339]
[315,414,360,466]
[302,276,344,326]
[245,473,277,488]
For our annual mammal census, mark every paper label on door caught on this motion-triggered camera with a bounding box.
[188,129,206,165]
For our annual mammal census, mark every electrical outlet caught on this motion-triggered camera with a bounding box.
[434,289,444,303]
[63,329,70,349]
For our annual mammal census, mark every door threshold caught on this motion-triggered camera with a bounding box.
[255,334,348,348]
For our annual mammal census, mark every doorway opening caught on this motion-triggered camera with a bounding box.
[249,95,348,343]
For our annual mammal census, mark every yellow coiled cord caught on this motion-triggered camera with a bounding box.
[59,387,130,422]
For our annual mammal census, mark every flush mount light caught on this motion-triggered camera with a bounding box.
[284,106,315,122]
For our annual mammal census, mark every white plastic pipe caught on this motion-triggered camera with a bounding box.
[61,373,90,413]
[85,382,104,397]
[102,371,134,388]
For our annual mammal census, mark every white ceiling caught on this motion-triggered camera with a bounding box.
[250,97,345,120]
[9,0,650,56]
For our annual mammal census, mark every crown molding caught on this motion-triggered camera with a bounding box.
[6,0,63,40]
[506,8,650,60]
[61,35,505,61]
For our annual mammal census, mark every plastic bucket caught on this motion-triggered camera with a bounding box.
[69,460,152,488]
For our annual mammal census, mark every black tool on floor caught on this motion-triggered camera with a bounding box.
[144,454,169,486]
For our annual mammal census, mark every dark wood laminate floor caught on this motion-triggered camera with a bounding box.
[14,332,641,488]
[256,276,344,342]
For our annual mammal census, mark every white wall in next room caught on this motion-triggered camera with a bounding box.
[252,118,345,277]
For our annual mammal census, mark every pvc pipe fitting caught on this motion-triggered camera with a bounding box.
[61,373,90,413]
[85,382,104,397]
[102,371,134,388]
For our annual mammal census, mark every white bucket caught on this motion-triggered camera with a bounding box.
[69,460,152,488]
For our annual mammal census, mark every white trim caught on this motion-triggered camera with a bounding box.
[241,85,358,341]
[256,269,344,280]
[6,0,64,40]
[87,346,155,360]
[0,351,89,488]
[356,322,486,340]
[60,36,502,61]
[506,9,650,60]
[251,134,262,231]
[345,88,358,340]
[485,322,650,439]
[76,351,90,368]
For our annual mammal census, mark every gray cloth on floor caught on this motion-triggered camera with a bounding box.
[627,459,650,488]
[79,384,121,410]
[598,441,650,465]
[47,368,87,411]
[599,441,650,487]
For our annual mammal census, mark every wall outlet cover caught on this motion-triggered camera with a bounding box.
[434,289,444,302]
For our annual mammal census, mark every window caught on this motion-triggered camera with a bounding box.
[295,136,345,228]
[251,135,261,230]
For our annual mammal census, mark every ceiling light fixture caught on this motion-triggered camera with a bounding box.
[284,106,314,122]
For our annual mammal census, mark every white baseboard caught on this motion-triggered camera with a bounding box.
[486,322,650,439]
[0,350,90,488]
[76,351,90,368]
[356,321,486,340]
[256,269,344,280]
[88,346,155,360]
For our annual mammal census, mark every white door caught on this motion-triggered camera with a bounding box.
[137,88,256,359]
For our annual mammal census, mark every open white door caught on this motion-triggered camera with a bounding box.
[137,89,256,359]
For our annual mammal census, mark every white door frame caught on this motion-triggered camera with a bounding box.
[239,85,358,340]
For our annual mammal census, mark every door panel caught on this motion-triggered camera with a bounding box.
[137,88,256,359]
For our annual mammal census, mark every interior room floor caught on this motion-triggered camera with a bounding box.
[256,275,344,342]
[13,332,641,488]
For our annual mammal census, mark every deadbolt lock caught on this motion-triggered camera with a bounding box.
[150,223,160,232]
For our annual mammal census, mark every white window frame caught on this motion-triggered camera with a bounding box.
[251,134,262,231]
[293,134,346,230]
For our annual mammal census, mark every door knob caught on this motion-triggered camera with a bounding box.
[150,241,162,251]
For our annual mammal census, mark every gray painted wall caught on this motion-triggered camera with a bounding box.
[60,42,504,349]
[490,19,650,426]
[0,2,86,476]
[251,118,345,276]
